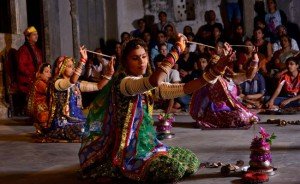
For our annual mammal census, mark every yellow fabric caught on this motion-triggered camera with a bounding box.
[24,26,37,36]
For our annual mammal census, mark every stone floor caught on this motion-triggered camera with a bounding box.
[0,114,299,184]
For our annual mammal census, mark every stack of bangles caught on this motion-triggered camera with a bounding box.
[203,69,222,84]
[74,58,86,76]
[157,45,182,75]
[210,67,224,76]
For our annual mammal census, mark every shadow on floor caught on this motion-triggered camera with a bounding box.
[0,165,91,184]
[0,133,33,142]
[184,171,244,183]
[0,117,33,126]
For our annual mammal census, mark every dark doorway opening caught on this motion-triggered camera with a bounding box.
[0,0,12,33]
[26,0,45,60]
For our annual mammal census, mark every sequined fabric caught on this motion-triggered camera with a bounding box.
[27,79,49,127]
[36,80,86,142]
[79,72,199,182]
[190,77,258,129]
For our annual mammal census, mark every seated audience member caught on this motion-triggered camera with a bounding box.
[113,42,122,70]
[254,18,270,42]
[197,10,223,39]
[154,55,182,113]
[186,33,197,52]
[265,0,288,42]
[195,26,212,45]
[183,25,194,36]
[153,43,168,68]
[130,18,149,39]
[209,25,225,47]
[239,72,266,109]
[83,48,110,108]
[182,54,210,83]
[229,24,249,53]
[272,25,299,53]
[252,27,273,63]
[150,31,173,61]
[120,32,131,44]
[84,48,108,82]
[176,45,198,80]
[269,35,298,79]
[265,57,300,109]
[142,31,156,56]
[236,39,268,75]
[151,11,176,37]
[177,54,210,111]
[164,24,177,45]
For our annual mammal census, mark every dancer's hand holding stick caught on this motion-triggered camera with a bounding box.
[86,49,115,59]
[211,42,235,75]
[80,45,88,63]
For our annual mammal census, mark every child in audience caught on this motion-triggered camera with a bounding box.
[265,57,300,109]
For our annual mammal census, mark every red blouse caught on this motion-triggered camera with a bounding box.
[279,72,300,96]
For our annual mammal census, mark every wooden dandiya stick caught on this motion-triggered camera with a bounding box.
[86,49,115,59]
[188,41,254,49]
[187,41,215,49]
[231,44,254,48]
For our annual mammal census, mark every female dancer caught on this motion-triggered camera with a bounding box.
[79,34,235,182]
[36,47,114,142]
[190,47,260,129]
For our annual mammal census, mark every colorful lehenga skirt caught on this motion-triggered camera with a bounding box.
[190,78,259,129]
[79,76,200,182]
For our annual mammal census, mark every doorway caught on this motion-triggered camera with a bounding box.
[26,0,45,60]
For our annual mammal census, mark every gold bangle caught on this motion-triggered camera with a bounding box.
[203,72,218,84]
[101,75,111,80]
[169,51,178,61]
[157,65,169,75]
[160,62,173,69]
[203,72,212,83]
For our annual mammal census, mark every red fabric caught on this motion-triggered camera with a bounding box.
[279,72,300,96]
[17,44,43,93]
[243,171,269,182]
[237,52,267,71]
[237,52,248,67]
[27,79,49,126]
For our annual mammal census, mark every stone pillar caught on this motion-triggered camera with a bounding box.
[10,0,28,34]
[69,0,80,61]
[104,0,118,40]
[243,0,255,37]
